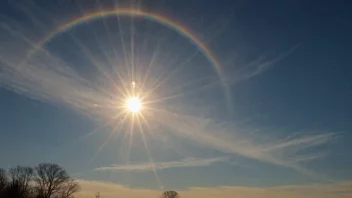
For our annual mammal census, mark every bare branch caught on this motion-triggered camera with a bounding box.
[8,165,34,197]
[0,168,8,193]
[58,179,80,198]
[34,163,80,198]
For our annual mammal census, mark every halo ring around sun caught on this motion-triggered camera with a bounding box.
[30,8,225,82]
[27,8,231,115]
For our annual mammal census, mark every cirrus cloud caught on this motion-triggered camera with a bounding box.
[94,157,230,172]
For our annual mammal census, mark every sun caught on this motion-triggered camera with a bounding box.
[126,97,142,113]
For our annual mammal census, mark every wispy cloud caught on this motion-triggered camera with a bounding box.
[156,111,335,176]
[76,179,352,198]
[228,44,301,84]
[0,23,119,120]
[95,157,229,172]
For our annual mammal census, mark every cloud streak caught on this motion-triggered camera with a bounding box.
[247,45,300,76]
[227,44,301,84]
[156,111,335,176]
[95,157,229,172]
[0,22,121,120]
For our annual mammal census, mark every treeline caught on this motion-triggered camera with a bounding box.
[0,163,80,198]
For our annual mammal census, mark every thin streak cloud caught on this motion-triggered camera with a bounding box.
[157,111,335,175]
[228,44,301,84]
[95,157,229,172]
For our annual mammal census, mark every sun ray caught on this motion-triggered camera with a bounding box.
[141,107,189,160]
[88,114,127,164]
[146,38,201,89]
[63,33,127,97]
[136,116,163,189]
[115,8,130,80]
[142,50,200,99]
[129,8,136,84]
[111,1,131,94]
[137,112,186,161]
[141,40,162,91]
[144,76,219,104]
[76,0,133,100]
[116,113,131,161]
[77,109,127,142]
[73,2,129,97]
[95,0,131,97]
[139,113,151,133]
[138,111,159,141]
[125,112,136,166]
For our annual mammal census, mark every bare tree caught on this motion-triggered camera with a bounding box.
[8,165,34,197]
[160,191,180,198]
[34,163,80,198]
[0,168,7,187]
[58,179,80,198]
[0,168,8,194]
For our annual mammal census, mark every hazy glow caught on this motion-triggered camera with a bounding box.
[126,97,142,113]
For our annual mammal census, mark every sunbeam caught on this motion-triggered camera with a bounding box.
[136,116,163,189]
[88,111,129,164]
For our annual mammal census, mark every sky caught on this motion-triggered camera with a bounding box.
[1,0,352,197]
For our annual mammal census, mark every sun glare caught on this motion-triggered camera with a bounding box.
[126,97,142,113]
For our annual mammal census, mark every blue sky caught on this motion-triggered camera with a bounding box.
[1,0,352,197]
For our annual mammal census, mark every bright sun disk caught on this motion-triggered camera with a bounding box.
[126,97,142,113]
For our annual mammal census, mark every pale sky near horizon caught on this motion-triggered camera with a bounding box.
[1,0,352,197]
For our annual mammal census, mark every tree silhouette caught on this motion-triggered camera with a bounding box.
[0,168,7,196]
[8,166,34,198]
[0,163,79,198]
[160,191,180,198]
[5,180,24,198]
[57,179,80,198]
[34,163,80,198]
